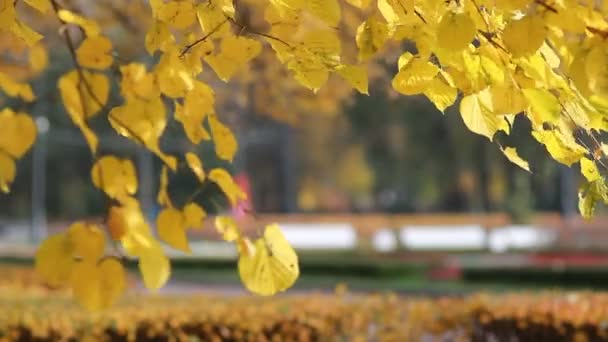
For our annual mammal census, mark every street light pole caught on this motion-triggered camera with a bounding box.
[31,117,50,242]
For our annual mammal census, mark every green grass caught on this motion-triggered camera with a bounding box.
[4,254,608,295]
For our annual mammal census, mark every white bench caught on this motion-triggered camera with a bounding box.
[277,223,357,250]
[371,228,398,252]
[488,225,556,253]
[399,225,487,251]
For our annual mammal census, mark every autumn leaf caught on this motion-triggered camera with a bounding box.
[238,224,299,296]
[91,156,138,203]
[209,168,247,206]
[157,208,191,253]
[208,114,237,162]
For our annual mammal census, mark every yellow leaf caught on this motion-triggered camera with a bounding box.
[114,198,156,257]
[397,52,414,71]
[157,166,172,208]
[585,44,608,98]
[437,12,476,51]
[0,153,15,193]
[302,29,342,56]
[0,109,35,192]
[0,108,37,159]
[578,180,608,220]
[581,157,601,182]
[29,43,48,75]
[336,64,368,95]
[155,48,193,98]
[356,13,388,61]
[145,20,175,55]
[0,0,15,30]
[35,233,75,288]
[138,244,171,290]
[346,0,371,8]
[196,1,232,35]
[237,236,254,257]
[392,58,439,95]
[377,0,411,26]
[306,0,341,26]
[76,36,113,70]
[109,97,177,170]
[10,20,43,46]
[495,0,532,11]
[57,10,100,37]
[502,15,546,58]
[532,130,586,166]
[460,89,509,140]
[539,42,561,69]
[423,77,457,113]
[281,29,341,91]
[291,67,329,92]
[184,81,215,119]
[156,0,195,29]
[490,81,527,115]
[157,208,190,253]
[58,70,109,120]
[175,101,211,145]
[107,205,128,241]
[185,152,205,182]
[264,4,300,40]
[269,0,305,14]
[208,114,237,162]
[68,222,106,262]
[183,203,206,230]
[238,224,299,296]
[501,147,531,172]
[24,0,50,13]
[544,6,585,34]
[176,81,214,144]
[579,186,596,219]
[71,258,126,311]
[119,63,159,100]
[0,72,35,101]
[209,168,247,206]
[215,216,240,242]
[522,89,560,125]
[183,34,213,75]
[480,55,504,85]
[205,35,262,81]
[91,156,138,202]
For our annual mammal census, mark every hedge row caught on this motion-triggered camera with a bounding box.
[3,266,608,341]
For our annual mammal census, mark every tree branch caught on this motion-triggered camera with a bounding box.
[228,17,291,47]
[50,0,106,112]
[534,0,559,13]
[180,17,230,57]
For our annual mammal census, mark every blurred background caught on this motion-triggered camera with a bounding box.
[2,0,608,295]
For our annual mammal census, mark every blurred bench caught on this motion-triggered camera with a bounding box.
[399,225,486,251]
[278,223,357,250]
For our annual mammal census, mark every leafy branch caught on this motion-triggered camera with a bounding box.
[228,17,292,48]
[470,0,508,53]
[180,17,230,57]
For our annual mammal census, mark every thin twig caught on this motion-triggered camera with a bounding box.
[50,0,106,112]
[414,10,427,24]
[471,0,490,32]
[180,17,230,57]
[534,0,558,13]
[227,17,291,47]
[587,26,608,39]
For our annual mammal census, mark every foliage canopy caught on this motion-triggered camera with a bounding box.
[1,0,608,309]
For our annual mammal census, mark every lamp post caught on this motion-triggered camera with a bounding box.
[31,116,50,243]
